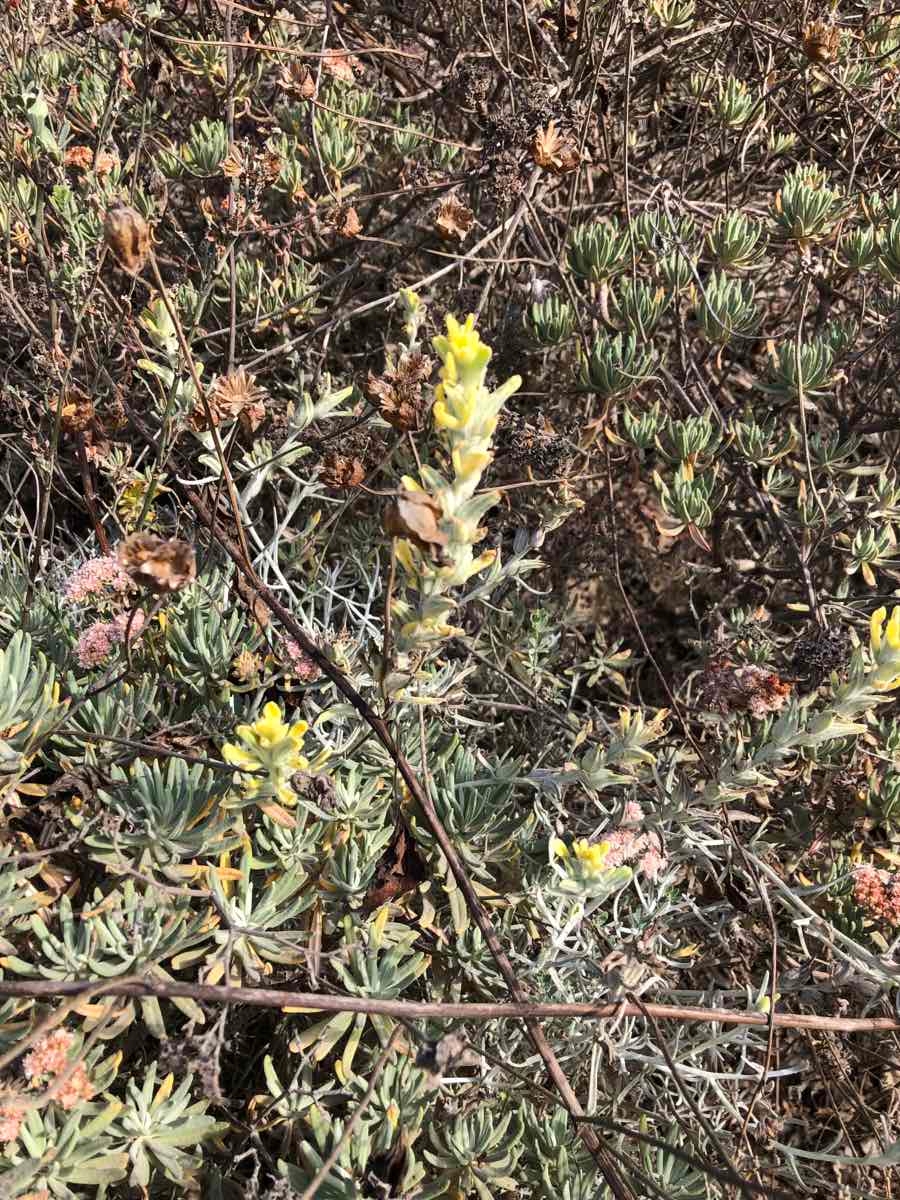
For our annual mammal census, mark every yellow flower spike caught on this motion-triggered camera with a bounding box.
[222,743,255,771]
[222,701,310,811]
[396,312,519,652]
[549,837,569,860]
[888,606,900,649]
[871,606,886,653]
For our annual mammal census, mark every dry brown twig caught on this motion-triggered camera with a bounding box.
[0,976,897,1035]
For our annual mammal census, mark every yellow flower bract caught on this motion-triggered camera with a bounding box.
[222,701,309,807]
[437,313,491,376]
[869,605,900,690]
[551,836,612,878]
[572,838,611,876]
[237,701,308,751]
[870,605,900,654]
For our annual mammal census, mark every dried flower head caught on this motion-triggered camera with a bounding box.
[23,1028,76,1080]
[600,801,667,880]
[103,200,150,274]
[0,1083,26,1144]
[201,367,268,433]
[63,145,93,171]
[319,451,366,490]
[117,532,196,594]
[57,388,95,435]
[94,150,119,176]
[55,1063,94,1109]
[792,625,850,686]
[22,1028,94,1111]
[853,865,900,926]
[802,20,842,64]
[279,60,317,98]
[232,649,262,683]
[331,205,362,238]
[321,49,360,81]
[367,351,434,432]
[221,144,244,179]
[532,120,581,174]
[435,196,475,242]
[697,658,791,719]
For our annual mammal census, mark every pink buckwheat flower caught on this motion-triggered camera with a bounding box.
[54,1063,94,1110]
[601,802,667,881]
[75,620,118,667]
[62,555,131,604]
[0,1088,25,1143]
[75,609,145,668]
[281,636,322,682]
[853,865,900,926]
[22,1027,94,1110]
[23,1028,75,1080]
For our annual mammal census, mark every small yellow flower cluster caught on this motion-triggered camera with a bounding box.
[395,313,521,650]
[550,836,612,879]
[223,701,309,809]
[869,606,900,690]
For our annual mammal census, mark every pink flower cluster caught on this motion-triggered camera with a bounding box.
[602,801,667,881]
[281,637,322,682]
[0,1088,25,1143]
[75,609,145,668]
[23,1028,94,1110]
[0,1028,96,1142]
[62,554,131,604]
[853,865,900,926]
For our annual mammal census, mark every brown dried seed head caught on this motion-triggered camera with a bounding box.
[279,61,317,98]
[331,205,362,238]
[435,197,474,242]
[319,451,366,490]
[802,20,842,63]
[532,120,581,175]
[103,201,150,274]
[697,657,791,719]
[321,49,360,81]
[366,351,433,433]
[64,145,94,171]
[232,649,262,683]
[199,367,267,432]
[56,388,95,435]
[117,532,196,594]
